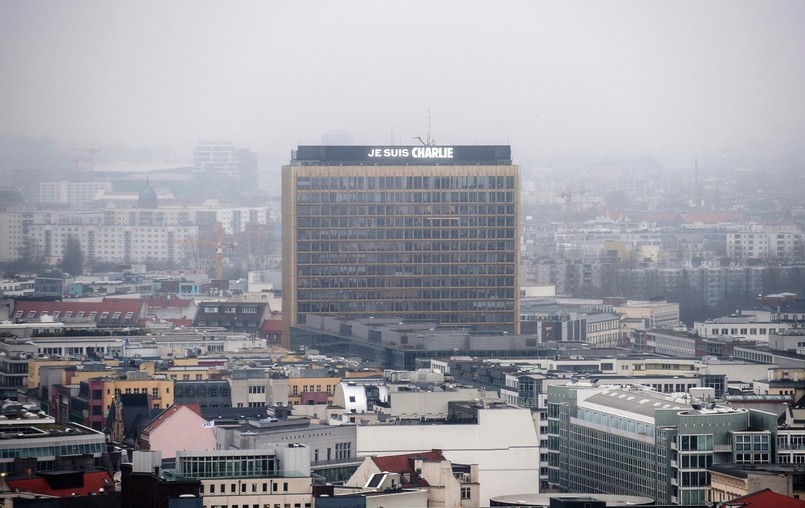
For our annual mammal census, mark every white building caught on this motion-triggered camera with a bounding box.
[39,181,112,208]
[356,407,539,505]
[28,223,198,265]
[694,316,792,343]
[726,226,802,261]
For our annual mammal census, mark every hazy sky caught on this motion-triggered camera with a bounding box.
[1,1,803,165]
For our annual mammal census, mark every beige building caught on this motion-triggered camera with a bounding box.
[708,463,805,503]
[282,145,520,346]
[616,300,680,329]
[97,374,175,413]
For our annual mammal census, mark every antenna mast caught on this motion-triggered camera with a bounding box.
[426,107,432,145]
[414,108,434,146]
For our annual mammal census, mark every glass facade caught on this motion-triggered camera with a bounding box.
[283,162,520,339]
[547,384,778,505]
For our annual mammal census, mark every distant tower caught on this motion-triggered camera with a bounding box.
[138,177,158,209]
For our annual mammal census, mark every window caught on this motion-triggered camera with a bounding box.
[88,311,97,319]
[124,312,134,321]
[461,486,472,499]
[64,311,73,318]
[112,312,121,321]
[99,311,109,320]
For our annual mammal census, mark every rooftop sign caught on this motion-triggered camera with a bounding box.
[293,145,512,165]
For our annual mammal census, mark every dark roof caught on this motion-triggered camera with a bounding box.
[710,463,805,478]
[371,450,446,488]
[7,470,113,497]
[145,297,194,309]
[12,298,145,327]
[781,300,805,314]
[104,393,155,442]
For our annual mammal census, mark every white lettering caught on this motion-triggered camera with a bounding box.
[381,148,408,157]
[368,147,453,159]
[412,146,454,159]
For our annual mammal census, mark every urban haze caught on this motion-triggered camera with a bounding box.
[0,1,805,508]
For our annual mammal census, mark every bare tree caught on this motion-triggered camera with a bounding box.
[60,235,84,276]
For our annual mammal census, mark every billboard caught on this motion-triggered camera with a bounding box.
[293,145,512,165]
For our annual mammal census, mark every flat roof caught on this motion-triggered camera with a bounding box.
[490,493,655,506]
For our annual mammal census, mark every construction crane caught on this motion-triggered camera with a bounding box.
[213,221,224,280]
[176,221,227,279]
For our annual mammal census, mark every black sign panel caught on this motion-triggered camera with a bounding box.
[293,145,512,165]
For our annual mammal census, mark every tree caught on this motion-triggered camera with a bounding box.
[16,237,47,274]
[61,235,84,276]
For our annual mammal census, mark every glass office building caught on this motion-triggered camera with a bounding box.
[282,145,520,346]
[547,381,777,505]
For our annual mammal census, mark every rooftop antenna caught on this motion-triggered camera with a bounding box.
[426,107,432,145]
[414,107,434,146]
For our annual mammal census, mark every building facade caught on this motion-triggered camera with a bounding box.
[547,381,778,505]
[282,145,520,345]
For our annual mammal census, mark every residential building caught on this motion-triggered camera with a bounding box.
[138,404,216,460]
[11,298,147,329]
[282,145,520,345]
[28,222,199,265]
[317,472,429,508]
[39,180,112,208]
[191,301,271,337]
[345,450,480,508]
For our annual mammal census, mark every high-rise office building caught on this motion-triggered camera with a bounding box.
[282,145,520,347]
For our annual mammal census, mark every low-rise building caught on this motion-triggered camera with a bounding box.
[346,450,480,508]
[0,413,107,474]
[708,463,805,504]
[357,404,539,505]
[174,445,314,508]
[138,404,216,460]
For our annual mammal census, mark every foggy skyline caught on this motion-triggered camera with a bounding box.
[1,1,804,166]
